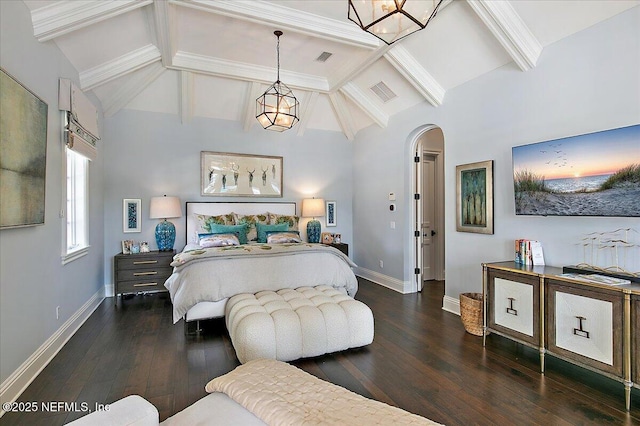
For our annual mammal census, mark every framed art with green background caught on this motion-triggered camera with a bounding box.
[456,160,493,234]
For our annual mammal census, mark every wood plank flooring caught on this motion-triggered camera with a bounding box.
[2,278,638,425]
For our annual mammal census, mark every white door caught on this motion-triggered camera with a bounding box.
[421,155,437,281]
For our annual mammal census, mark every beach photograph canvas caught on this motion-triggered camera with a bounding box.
[512,124,639,217]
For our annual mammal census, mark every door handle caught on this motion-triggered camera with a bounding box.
[431,230,436,236]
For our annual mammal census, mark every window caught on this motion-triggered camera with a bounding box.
[62,147,89,263]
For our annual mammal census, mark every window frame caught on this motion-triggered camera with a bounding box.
[62,145,90,264]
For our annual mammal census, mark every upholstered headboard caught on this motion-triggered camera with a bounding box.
[185,201,297,244]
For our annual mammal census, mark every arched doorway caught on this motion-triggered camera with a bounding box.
[409,125,445,291]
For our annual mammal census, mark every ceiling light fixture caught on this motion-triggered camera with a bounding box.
[256,30,299,132]
[348,0,444,45]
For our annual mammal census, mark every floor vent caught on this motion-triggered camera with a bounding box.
[370,81,397,103]
[315,51,333,62]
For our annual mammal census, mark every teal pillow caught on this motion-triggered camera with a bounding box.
[256,223,288,243]
[208,224,248,244]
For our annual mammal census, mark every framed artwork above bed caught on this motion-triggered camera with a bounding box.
[201,151,283,197]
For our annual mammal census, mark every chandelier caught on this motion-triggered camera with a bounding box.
[348,0,444,45]
[256,30,299,132]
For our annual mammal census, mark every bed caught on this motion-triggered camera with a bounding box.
[164,202,358,324]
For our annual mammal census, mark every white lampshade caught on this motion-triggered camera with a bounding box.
[149,196,182,219]
[302,198,325,218]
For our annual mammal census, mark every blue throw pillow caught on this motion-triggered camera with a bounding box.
[256,223,289,243]
[207,224,248,244]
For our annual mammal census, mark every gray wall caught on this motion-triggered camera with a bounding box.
[102,111,353,290]
[353,7,640,298]
[0,0,105,384]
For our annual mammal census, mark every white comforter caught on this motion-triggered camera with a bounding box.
[165,243,358,323]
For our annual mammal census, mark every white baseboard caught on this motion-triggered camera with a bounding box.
[0,290,105,416]
[105,283,114,298]
[355,267,413,293]
[442,294,460,315]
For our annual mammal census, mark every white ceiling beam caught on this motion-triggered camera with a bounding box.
[466,0,542,71]
[384,46,445,107]
[31,0,152,42]
[328,92,355,141]
[172,51,330,92]
[243,82,263,132]
[340,82,388,128]
[101,62,166,117]
[296,91,320,137]
[80,44,162,90]
[180,71,193,124]
[174,0,380,49]
[151,0,174,67]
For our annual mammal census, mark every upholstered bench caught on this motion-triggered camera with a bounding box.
[225,285,374,363]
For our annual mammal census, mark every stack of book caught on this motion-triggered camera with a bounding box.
[515,239,545,266]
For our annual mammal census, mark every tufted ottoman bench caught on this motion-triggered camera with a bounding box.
[225,285,374,364]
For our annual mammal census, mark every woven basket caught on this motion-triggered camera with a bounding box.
[459,293,484,336]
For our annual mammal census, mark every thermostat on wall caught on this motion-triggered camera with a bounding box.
[388,192,396,201]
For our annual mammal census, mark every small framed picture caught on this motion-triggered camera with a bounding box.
[121,240,134,254]
[140,241,150,253]
[123,199,141,233]
[333,233,342,243]
[321,232,334,244]
[326,201,336,227]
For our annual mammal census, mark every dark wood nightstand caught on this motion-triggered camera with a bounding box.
[326,242,348,256]
[114,250,174,299]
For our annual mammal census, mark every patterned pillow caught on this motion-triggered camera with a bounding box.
[268,213,299,231]
[195,213,236,235]
[234,213,269,242]
[207,224,248,244]
[256,222,289,243]
[198,233,240,248]
[266,231,302,244]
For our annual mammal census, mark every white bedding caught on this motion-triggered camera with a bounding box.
[164,243,358,323]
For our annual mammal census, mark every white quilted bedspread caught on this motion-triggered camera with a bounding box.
[205,359,443,425]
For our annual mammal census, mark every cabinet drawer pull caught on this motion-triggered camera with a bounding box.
[506,297,518,316]
[133,282,158,287]
[133,271,158,276]
[573,316,590,339]
[133,260,158,265]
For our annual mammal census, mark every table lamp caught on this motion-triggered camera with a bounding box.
[149,195,182,251]
[302,197,324,243]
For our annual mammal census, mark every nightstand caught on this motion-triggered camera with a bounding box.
[114,250,174,299]
[326,242,348,256]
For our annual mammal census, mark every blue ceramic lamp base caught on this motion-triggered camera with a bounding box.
[156,219,176,251]
[307,219,321,243]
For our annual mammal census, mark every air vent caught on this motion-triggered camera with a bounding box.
[370,81,397,103]
[315,51,333,62]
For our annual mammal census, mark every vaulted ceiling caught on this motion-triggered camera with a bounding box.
[23,0,639,140]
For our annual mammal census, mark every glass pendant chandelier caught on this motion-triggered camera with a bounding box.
[348,0,444,45]
[256,30,299,132]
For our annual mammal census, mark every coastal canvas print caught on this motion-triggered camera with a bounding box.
[0,69,48,228]
[512,124,639,217]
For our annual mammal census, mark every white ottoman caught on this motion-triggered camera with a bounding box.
[225,285,374,364]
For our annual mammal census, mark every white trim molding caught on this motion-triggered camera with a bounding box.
[385,46,445,107]
[442,294,461,316]
[80,44,162,90]
[355,267,412,294]
[0,290,104,416]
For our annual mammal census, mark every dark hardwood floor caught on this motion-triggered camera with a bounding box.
[2,278,638,425]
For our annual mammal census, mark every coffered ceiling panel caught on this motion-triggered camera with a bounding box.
[22,0,639,139]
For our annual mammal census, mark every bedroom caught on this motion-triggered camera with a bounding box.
[1,0,639,424]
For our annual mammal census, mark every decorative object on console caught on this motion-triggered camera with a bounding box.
[201,151,283,197]
[456,160,494,234]
[150,195,182,251]
[326,200,337,227]
[123,199,141,233]
[570,227,639,280]
[302,198,325,243]
[1,68,48,229]
[256,30,299,132]
[348,0,445,45]
[512,124,639,217]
